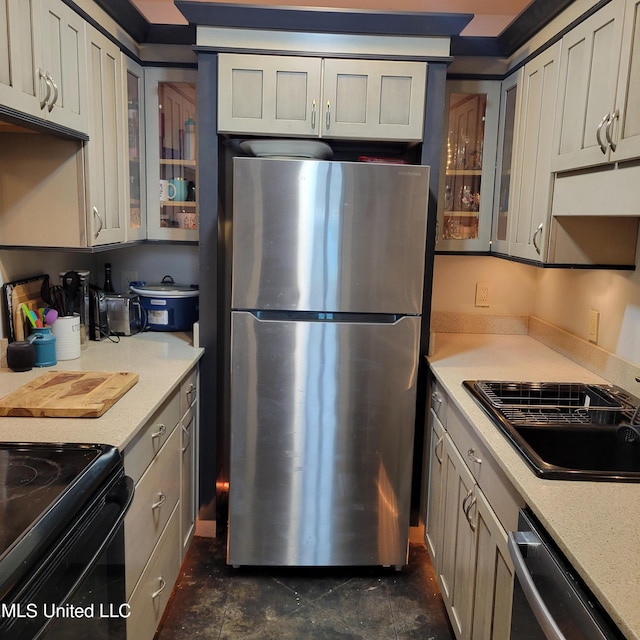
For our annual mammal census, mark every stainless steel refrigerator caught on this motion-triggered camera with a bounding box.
[228,157,430,568]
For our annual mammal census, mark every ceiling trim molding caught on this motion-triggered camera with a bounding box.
[175,1,473,37]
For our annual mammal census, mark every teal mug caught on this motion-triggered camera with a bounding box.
[170,178,188,202]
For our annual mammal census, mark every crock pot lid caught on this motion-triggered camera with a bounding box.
[130,283,199,298]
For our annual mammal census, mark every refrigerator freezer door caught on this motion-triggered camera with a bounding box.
[228,311,420,567]
[232,158,429,315]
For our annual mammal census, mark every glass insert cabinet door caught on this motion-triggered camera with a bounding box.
[145,68,198,241]
[437,80,500,252]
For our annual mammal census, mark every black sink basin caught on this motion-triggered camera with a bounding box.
[463,380,640,482]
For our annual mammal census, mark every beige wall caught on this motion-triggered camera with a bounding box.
[432,239,640,366]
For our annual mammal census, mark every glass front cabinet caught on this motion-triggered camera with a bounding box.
[126,57,146,242]
[145,68,198,241]
[436,80,500,252]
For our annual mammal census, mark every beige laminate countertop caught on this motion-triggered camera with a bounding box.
[0,331,204,450]
[428,333,640,640]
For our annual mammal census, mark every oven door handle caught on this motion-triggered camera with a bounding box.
[508,531,567,640]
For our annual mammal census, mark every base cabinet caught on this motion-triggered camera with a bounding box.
[123,365,199,640]
[425,378,522,640]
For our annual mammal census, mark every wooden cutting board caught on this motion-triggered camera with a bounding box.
[0,371,139,418]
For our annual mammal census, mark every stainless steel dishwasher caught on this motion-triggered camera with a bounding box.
[508,509,624,640]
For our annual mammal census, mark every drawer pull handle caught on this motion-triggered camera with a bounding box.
[152,492,166,510]
[151,576,167,599]
[186,383,197,405]
[431,391,442,408]
[152,424,166,439]
[467,449,482,465]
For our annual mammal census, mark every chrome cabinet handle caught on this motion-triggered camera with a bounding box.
[186,383,197,406]
[461,487,473,514]
[532,222,544,255]
[465,494,477,531]
[181,423,191,453]
[93,206,103,239]
[467,448,482,465]
[434,435,444,465]
[151,423,166,439]
[39,69,51,110]
[47,72,58,111]
[311,99,317,130]
[151,492,166,510]
[325,100,331,130]
[605,109,619,152]
[151,576,167,599]
[431,391,442,410]
[596,113,609,154]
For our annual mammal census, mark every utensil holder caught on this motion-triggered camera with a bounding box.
[30,327,57,367]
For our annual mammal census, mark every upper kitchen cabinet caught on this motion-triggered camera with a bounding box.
[436,80,499,252]
[217,53,426,141]
[552,0,640,171]
[508,43,560,263]
[490,70,521,257]
[0,0,88,135]
[84,24,126,245]
[126,57,146,243]
[145,67,198,241]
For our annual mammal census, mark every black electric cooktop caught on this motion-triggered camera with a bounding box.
[0,443,122,599]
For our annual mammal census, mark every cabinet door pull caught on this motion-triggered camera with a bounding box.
[311,99,317,130]
[461,487,473,514]
[46,72,58,112]
[467,448,482,465]
[151,576,167,599]
[605,109,619,152]
[39,69,52,110]
[93,206,103,239]
[181,423,191,453]
[151,424,166,439]
[464,495,477,531]
[186,383,197,406]
[325,100,331,130]
[596,113,609,154]
[431,391,442,411]
[434,435,444,465]
[151,492,167,510]
[532,222,544,255]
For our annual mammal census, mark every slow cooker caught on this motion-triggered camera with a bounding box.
[129,276,199,331]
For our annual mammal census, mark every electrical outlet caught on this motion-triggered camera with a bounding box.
[588,309,600,343]
[122,271,138,293]
[475,282,490,307]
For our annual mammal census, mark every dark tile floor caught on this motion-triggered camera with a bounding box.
[155,533,455,640]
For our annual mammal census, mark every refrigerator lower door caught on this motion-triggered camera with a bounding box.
[228,311,420,567]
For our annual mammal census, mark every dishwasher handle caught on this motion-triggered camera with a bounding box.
[508,531,567,640]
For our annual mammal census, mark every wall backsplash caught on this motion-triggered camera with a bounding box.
[0,245,199,340]
[432,238,640,367]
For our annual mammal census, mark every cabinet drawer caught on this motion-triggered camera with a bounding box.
[430,378,448,424]
[180,366,198,419]
[125,389,180,484]
[126,502,181,640]
[447,402,524,532]
[125,426,181,597]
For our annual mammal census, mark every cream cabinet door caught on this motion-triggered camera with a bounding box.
[0,0,87,133]
[425,409,446,567]
[470,489,514,640]
[218,53,322,136]
[0,0,40,117]
[612,0,640,161]
[510,42,560,262]
[322,58,426,140]
[551,1,624,171]
[439,434,476,640]
[85,24,126,245]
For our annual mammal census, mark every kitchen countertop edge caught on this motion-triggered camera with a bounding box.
[428,332,640,640]
[0,332,204,451]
